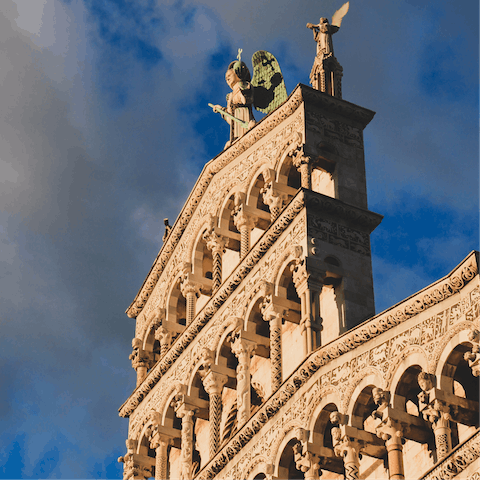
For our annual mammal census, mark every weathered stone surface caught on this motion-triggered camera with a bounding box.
[118,43,479,480]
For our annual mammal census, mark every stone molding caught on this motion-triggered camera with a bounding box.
[126,85,375,319]
[190,255,478,479]
[126,274,479,480]
[119,193,306,417]
[304,192,383,232]
[421,428,480,480]
[119,246,477,419]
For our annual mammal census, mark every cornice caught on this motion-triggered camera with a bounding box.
[301,84,376,128]
[304,189,383,232]
[194,251,478,479]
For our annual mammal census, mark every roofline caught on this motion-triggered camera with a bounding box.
[126,84,375,318]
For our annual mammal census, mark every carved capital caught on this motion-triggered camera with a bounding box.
[375,417,404,445]
[231,334,257,360]
[293,442,323,480]
[202,371,228,396]
[149,307,165,329]
[150,431,173,450]
[175,400,197,420]
[180,277,202,297]
[154,325,173,344]
[232,204,257,231]
[129,339,153,370]
[292,148,313,168]
[261,297,287,326]
[203,229,226,255]
[261,182,288,212]
[292,259,325,294]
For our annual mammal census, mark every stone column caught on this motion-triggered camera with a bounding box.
[292,150,313,190]
[175,401,197,480]
[147,413,175,480]
[371,388,404,480]
[292,442,322,480]
[202,371,228,457]
[231,335,256,427]
[417,372,452,461]
[292,260,324,354]
[261,183,287,221]
[150,434,172,480]
[180,279,201,326]
[203,230,226,293]
[232,205,256,259]
[129,338,153,387]
[376,419,404,480]
[155,326,173,357]
[118,439,153,480]
[330,412,361,480]
[261,299,287,391]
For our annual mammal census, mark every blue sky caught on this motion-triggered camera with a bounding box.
[0,0,478,478]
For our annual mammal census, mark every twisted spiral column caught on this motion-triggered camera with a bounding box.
[203,230,226,293]
[202,371,228,458]
[262,184,287,222]
[232,207,256,260]
[261,300,286,392]
[155,326,173,357]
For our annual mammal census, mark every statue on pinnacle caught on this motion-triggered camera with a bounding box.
[209,49,288,149]
[307,2,349,98]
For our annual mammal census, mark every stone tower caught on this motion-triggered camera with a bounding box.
[119,35,480,480]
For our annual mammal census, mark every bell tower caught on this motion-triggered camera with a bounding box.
[278,84,382,349]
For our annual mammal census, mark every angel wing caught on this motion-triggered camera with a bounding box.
[331,1,349,27]
[251,51,288,114]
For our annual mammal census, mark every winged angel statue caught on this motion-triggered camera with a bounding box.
[209,49,288,148]
[306,2,349,95]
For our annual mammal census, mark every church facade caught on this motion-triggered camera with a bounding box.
[118,27,480,480]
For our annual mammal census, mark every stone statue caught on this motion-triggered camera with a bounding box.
[162,218,172,243]
[307,17,340,57]
[306,2,349,97]
[210,49,255,148]
[210,49,288,148]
